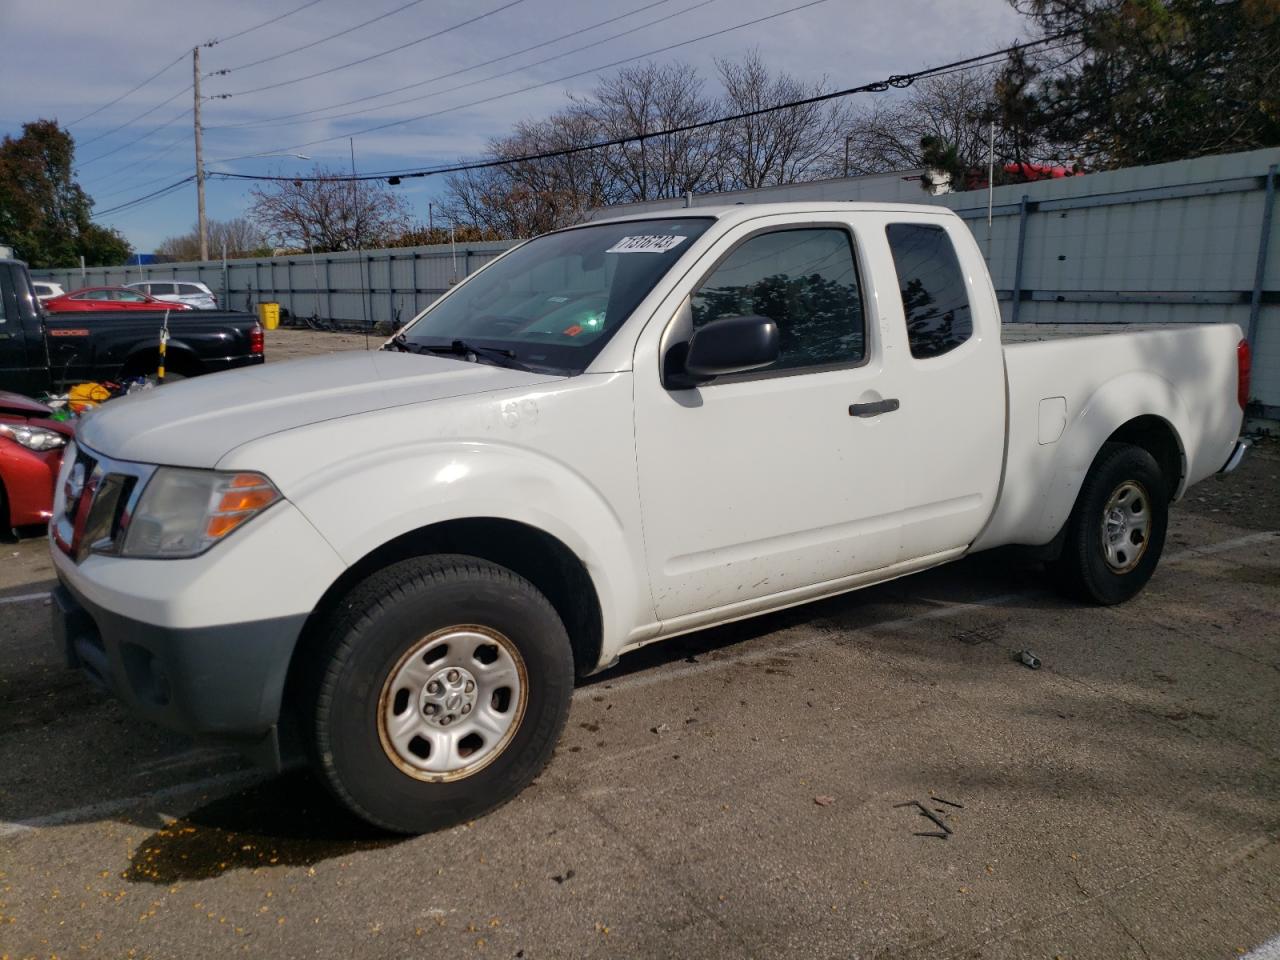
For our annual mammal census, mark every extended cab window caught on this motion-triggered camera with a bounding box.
[885,223,973,359]
[690,228,864,372]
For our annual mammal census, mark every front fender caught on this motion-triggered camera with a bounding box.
[283,440,646,657]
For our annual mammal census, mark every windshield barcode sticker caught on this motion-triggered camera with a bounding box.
[606,235,688,254]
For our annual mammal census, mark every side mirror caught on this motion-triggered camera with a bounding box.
[664,314,779,389]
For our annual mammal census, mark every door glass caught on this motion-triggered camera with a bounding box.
[149,283,176,295]
[177,284,203,295]
[885,223,973,359]
[78,290,109,300]
[116,290,148,302]
[690,228,864,372]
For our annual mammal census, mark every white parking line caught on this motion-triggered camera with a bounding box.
[1243,935,1280,960]
[1,528,1273,836]
[0,591,50,606]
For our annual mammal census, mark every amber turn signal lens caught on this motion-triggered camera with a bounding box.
[206,513,251,539]
[218,487,277,512]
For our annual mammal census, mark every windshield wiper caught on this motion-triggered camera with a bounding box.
[386,333,418,352]
[417,339,534,372]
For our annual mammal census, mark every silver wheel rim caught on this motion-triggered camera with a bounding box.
[1100,480,1152,574]
[377,625,528,783]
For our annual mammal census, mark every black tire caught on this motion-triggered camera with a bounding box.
[302,555,574,834]
[1050,442,1169,605]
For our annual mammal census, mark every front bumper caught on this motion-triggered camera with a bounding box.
[52,577,305,766]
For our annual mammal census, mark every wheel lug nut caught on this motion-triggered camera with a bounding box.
[464,681,475,693]
[441,716,451,726]
[447,670,459,683]
[427,681,440,694]
[461,704,471,714]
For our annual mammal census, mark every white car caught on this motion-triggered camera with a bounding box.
[50,202,1249,834]
[32,281,65,302]
[125,280,218,310]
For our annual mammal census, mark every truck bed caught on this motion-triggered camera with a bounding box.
[974,322,1244,552]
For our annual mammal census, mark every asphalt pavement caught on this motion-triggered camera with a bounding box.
[1,330,1276,960]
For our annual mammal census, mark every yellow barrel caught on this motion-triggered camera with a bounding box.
[257,302,281,330]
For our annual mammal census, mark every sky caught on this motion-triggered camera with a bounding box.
[0,0,1026,253]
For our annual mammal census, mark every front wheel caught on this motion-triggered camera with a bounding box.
[303,555,574,833]
[1050,442,1169,605]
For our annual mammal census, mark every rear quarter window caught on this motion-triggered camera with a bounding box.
[885,223,973,360]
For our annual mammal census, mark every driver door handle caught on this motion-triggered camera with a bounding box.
[848,398,900,418]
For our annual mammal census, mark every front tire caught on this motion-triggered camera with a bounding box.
[304,555,574,833]
[1050,442,1169,605]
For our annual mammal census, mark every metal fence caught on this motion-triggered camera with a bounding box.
[32,147,1280,414]
[32,240,517,330]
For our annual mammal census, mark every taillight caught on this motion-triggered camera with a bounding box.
[250,323,264,355]
[1237,338,1251,411]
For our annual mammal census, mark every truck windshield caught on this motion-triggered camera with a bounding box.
[394,218,713,374]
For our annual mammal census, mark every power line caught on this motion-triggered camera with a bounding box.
[214,0,430,74]
[211,0,679,130]
[94,33,1070,220]
[93,176,195,218]
[76,85,193,152]
[204,0,330,47]
[66,51,188,127]
[212,0,834,162]
[77,106,193,168]
[212,34,1072,184]
[222,0,721,130]
[65,1,324,129]
[82,127,193,193]
[218,0,528,98]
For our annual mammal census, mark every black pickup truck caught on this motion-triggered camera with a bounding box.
[0,258,263,396]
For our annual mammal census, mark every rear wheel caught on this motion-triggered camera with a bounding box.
[1050,442,1169,605]
[303,555,574,834]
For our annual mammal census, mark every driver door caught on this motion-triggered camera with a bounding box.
[632,217,906,626]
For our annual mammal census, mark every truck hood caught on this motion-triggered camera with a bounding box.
[77,351,562,468]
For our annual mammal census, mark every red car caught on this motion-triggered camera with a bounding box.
[42,286,193,312]
[0,392,73,531]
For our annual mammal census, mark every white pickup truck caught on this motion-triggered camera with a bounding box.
[50,203,1250,833]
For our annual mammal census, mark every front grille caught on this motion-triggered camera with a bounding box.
[53,443,156,562]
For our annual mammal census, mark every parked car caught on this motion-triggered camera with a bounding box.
[49,203,1249,834]
[43,286,194,313]
[0,391,72,531]
[0,259,264,394]
[126,280,218,311]
[32,281,65,302]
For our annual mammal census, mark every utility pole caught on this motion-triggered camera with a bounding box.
[193,46,209,262]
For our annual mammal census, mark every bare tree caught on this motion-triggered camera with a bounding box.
[714,51,849,189]
[842,65,1068,189]
[583,62,720,202]
[156,217,268,261]
[248,166,411,253]
[442,112,606,238]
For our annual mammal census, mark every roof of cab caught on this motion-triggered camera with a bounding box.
[586,200,959,228]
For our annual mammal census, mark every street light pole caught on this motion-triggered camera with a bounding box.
[193,46,208,262]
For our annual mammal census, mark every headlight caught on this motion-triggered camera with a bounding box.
[0,421,67,452]
[122,468,281,559]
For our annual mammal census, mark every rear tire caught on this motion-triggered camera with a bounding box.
[1050,442,1168,605]
[302,555,574,834]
